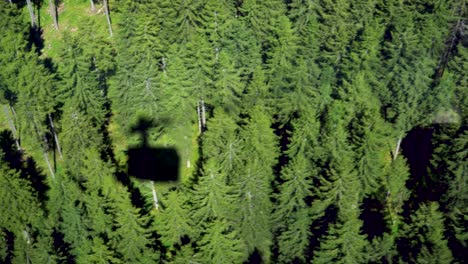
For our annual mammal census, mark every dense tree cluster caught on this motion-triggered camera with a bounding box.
[0,0,466,263]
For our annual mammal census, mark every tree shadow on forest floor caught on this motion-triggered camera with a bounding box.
[0,130,49,208]
[401,127,436,208]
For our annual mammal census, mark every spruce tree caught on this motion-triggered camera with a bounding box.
[87,237,119,264]
[310,101,370,262]
[110,197,158,263]
[195,221,247,264]
[0,152,53,263]
[273,108,320,262]
[233,108,278,261]
[266,15,300,118]
[239,0,285,51]
[58,34,106,127]
[156,189,193,251]
[430,125,467,262]
[202,110,241,176]
[398,202,453,263]
[212,51,244,115]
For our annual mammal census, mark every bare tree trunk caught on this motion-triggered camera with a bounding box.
[39,127,55,179]
[434,3,466,80]
[2,106,16,136]
[393,136,402,161]
[197,101,202,134]
[29,105,55,179]
[22,229,31,264]
[10,105,17,121]
[89,0,95,11]
[201,99,206,129]
[48,113,62,160]
[49,0,58,30]
[43,151,55,179]
[3,105,21,150]
[161,57,167,75]
[150,181,159,210]
[25,0,37,28]
[103,0,113,37]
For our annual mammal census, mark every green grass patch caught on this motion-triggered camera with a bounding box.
[37,0,112,60]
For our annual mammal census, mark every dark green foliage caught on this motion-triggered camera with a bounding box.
[156,189,193,250]
[448,45,468,123]
[110,195,158,263]
[273,110,319,262]
[430,124,467,262]
[0,151,53,263]
[398,202,453,263]
[196,221,247,263]
[58,34,107,126]
[240,0,286,49]
[0,0,465,263]
[233,108,278,260]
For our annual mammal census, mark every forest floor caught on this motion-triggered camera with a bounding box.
[38,0,113,60]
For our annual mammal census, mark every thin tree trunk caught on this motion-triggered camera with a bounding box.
[2,105,16,136]
[23,230,31,263]
[103,0,113,37]
[48,113,62,160]
[49,0,58,30]
[3,105,21,150]
[201,99,206,129]
[89,0,95,11]
[28,105,55,179]
[197,101,202,134]
[22,230,31,245]
[39,128,55,179]
[43,151,55,179]
[25,0,37,28]
[9,106,21,148]
[10,105,17,121]
[393,136,402,161]
[150,181,159,210]
[161,57,167,75]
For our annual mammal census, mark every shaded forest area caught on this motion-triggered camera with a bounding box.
[0,0,467,263]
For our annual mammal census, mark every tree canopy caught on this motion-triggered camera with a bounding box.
[0,0,466,263]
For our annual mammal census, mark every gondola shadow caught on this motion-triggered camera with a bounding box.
[127,117,179,182]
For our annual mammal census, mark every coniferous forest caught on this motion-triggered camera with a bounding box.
[0,0,467,263]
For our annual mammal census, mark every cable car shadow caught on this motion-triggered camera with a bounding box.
[126,117,180,182]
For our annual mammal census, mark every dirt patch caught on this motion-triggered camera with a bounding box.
[57,2,65,14]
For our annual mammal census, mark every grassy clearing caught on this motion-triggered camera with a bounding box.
[37,0,112,60]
